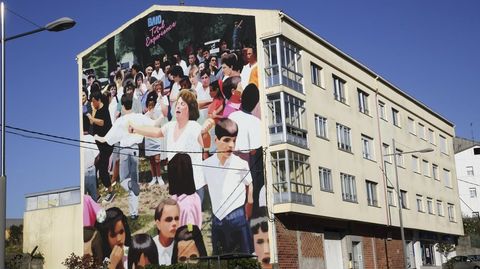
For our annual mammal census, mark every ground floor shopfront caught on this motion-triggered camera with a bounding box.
[273,213,457,269]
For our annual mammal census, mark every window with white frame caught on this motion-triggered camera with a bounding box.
[387,187,396,206]
[319,167,333,192]
[336,123,352,152]
[341,173,357,202]
[361,135,374,160]
[358,89,369,115]
[432,164,439,180]
[412,155,420,173]
[379,101,387,120]
[467,166,475,176]
[400,190,408,209]
[366,180,378,206]
[443,169,451,187]
[427,198,434,214]
[416,195,424,212]
[311,62,322,87]
[396,148,405,167]
[470,187,477,198]
[447,203,455,222]
[408,117,415,135]
[267,92,307,147]
[271,150,312,205]
[263,37,303,92]
[439,135,448,154]
[428,128,435,145]
[383,143,392,163]
[422,160,430,177]
[437,200,444,216]
[392,108,400,127]
[333,75,347,104]
[315,115,328,139]
[418,123,426,140]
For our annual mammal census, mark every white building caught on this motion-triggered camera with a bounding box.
[454,137,480,217]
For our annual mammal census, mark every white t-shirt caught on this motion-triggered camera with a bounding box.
[82,134,98,171]
[152,69,165,81]
[161,121,206,189]
[228,111,261,152]
[240,63,256,87]
[153,235,174,265]
[203,154,252,220]
[104,113,153,147]
[195,84,212,124]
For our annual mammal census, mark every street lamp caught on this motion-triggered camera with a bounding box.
[0,3,75,267]
[385,139,433,269]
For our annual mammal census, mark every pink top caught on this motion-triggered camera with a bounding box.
[83,195,101,227]
[222,100,240,118]
[171,193,202,228]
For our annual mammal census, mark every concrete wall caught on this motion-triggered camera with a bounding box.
[23,204,82,269]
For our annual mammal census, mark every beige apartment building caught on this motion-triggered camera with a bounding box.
[73,5,463,269]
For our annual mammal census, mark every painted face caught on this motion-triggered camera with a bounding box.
[215,135,236,160]
[246,48,255,63]
[91,97,101,110]
[177,240,199,263]
[254,229,271,269]
[175,97,189,121]
[134,253,150,269]
[154,83,164,96]
[108,220,126,249]
[82,92,87,103]
[209,57,217,68]
[145,67,153,75]
[110,87,117,97]
[188,54,196,65]
[222,63,232,77]
[201,74,210,88]
[154,60,161,71]
[198,62,205,72]
[136,77,143,87]
[156,204,179,241]
[189,71,199,86]
[203,50,210,60]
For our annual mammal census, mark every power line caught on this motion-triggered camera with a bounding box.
[5,7,42,28]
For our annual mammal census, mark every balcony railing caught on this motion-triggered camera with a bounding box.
[273,181,312,205]
[269,123,307,148]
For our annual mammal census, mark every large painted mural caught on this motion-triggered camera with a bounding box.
[80,9,270,268]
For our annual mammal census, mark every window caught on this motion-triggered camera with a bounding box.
[315,115,328,139]
[470,187,477,198]
[437,200,444,216]
[383,143,392,163]
[428,128,435,145]
[271,150,312,205]
[408,117,416,135]
[422,160,430,177]
[336,123,352,152]
[366,180,378,206]
[358,89,369,114]
[432,164,439,180]
[412,155,420,173]
[311,63,322,87]
[263,37,303,92]
[418,123,426,140]
[387,187,396,206]
[267,92,307,147]
[447,203,455,222]
[341,173,357,202]
[319,167,333,192]
[439,135,448,154]
[443,169,451,187]
[467,166,475,176]
[378,101,387,120]
[361,135,374,160]
[400,190,408,209]
[396,148,405,167]
[416,195,424,212]
[392,108,400,127]
[427,198,434,214]
[333,75,347,103]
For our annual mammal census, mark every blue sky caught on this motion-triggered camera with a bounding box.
[4,0,480,217]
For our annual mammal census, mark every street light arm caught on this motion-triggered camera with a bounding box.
[5,27,45,42]
[4,16,75,42]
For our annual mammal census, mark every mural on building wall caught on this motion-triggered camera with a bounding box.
[80,9,271,268]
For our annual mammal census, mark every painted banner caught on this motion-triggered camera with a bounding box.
[80,9,271,269]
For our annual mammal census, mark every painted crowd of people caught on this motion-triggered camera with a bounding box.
[82,35,271,268]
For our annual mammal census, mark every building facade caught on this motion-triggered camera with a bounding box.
[75,6,463,269]
[454,137,480,217]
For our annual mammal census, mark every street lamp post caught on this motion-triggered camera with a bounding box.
[0,3,75,267]
[387,139,433,269]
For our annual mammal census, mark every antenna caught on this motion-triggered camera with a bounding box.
[471,122,475,144]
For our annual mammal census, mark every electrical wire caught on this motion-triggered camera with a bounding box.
[5,7,42,28]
